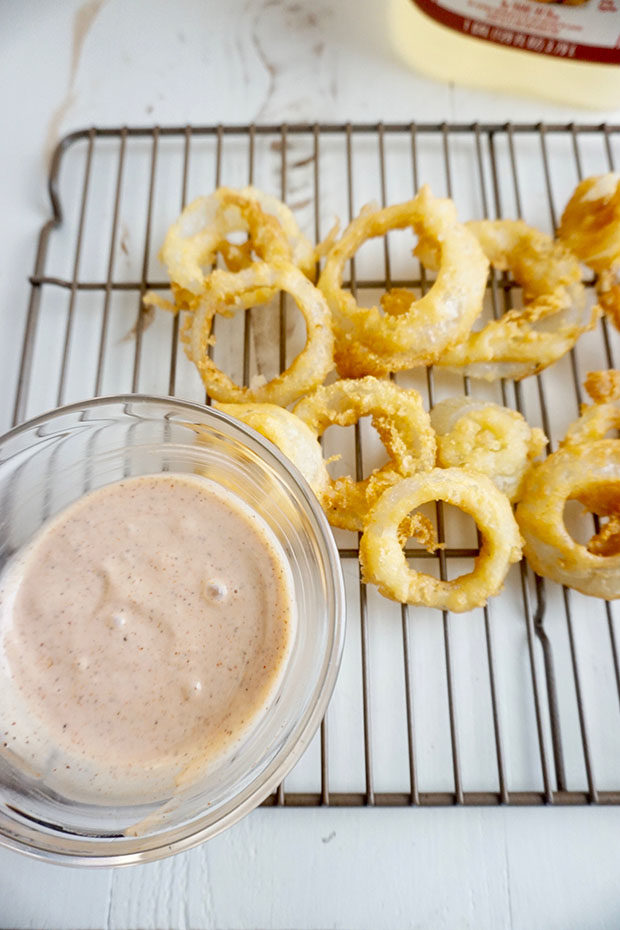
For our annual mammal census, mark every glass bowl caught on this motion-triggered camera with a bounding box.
[0,395,345,866]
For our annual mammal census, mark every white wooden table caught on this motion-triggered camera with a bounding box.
[2,2,620,928]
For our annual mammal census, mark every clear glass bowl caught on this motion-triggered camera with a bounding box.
[0,396,345,866]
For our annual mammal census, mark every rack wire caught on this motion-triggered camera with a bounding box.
[8,121,620,807]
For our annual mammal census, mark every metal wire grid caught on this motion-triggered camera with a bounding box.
[8,121,620,807]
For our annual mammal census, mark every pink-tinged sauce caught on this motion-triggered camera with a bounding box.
[0,474,295,803]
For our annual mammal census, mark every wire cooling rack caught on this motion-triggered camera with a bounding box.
[8,121,620,807]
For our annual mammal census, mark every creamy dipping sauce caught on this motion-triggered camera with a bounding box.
[0,473,295,803]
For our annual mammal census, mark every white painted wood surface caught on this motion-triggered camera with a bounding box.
[2,2,620,928]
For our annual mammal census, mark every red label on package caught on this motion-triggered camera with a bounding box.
[412,0,620,63]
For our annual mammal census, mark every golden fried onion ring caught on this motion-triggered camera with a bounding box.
[158,186,313,295]
[431,396,547,502]
[318,186,489,377]
[558,175,620,332]
[360,468,523,612]
[555,372,620,562]
[426,220,598,380]
[517,440,620,599]
[293,377,437,531]
[186,260,334,406]
[214,402,330,501]
[558,174,620,272]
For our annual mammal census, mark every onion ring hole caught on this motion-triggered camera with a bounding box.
[202,287,309,393]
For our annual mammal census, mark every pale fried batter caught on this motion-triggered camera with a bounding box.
[430,219,598,380]
[561,399,620,447]
[517,440,620,599]
[158,188,295,295]
[558,174,620,332]
[558,174,620,273]
[431,396,547,502]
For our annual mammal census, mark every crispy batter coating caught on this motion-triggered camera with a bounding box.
[587,514,620,557]
[430,220,598,380]
[596,263,620,331]
[319,186,489,377]
[558,174,620,332]
[584,369,620,404]
[293,377,436,531]
[360,468,523,612]
[561,396,620,447]
[518,374,620,593]
[431,396,547,502]
[397,512,441,553]
[558,174,620,273]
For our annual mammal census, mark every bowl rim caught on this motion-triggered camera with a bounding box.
[0,394,346,866]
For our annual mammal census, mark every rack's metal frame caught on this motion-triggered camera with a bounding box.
[12,121,620,807]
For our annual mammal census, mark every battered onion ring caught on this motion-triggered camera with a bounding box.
[430,396,547,502]
[558,175,620,332]
[293,377,437,531]
[360,468,523,612]
[214,402,330,501]
[516,440,620,598]
[158,186,313,295]
[556,373,620,558]
[186,260,334,406]
[318,186,489,377]
[558,174,620,272]
[426,219,598,380]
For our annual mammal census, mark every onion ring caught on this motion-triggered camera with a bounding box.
[360,468,523,611]
[516,440,620,598]
[185,260,334,406]
[214,401,330,501]
[558,174,620,332]
[292,377,437,531]
[318,186,489,377]
[558,174,620,272]
[157,188,295,295]
[430,396,547,502]
[427,219,598,380]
